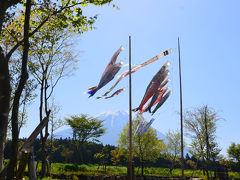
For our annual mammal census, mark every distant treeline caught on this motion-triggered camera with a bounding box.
[4,138,238,171]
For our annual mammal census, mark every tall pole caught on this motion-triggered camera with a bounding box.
[178,37,184,178]
[204,105,210,180]
[128,36,133,180]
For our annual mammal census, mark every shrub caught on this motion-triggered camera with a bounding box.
[78,164,88,171]
[64,164,79,171]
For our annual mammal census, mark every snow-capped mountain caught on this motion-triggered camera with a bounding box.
[55,110,166,146]
[96,110,129,145]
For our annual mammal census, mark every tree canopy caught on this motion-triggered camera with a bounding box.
[65,114,106,144]
[227,143,240,168]
[164,129,183,175]
[0,0,116,176]
[184,105,221,177]
[118,114,165,175]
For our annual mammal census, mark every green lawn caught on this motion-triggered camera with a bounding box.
[3,160,237,179]
[26,163,239,179]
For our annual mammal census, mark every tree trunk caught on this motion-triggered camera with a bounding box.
[28,147,37,180]
[40,128,49,177]
[141,161,144,176]
[0,0,30,173]
[0,51,11,172]
[36,160,39,173]
[170,168,173,175]
[74,142,79,165]
[80,143,86,164]
[40,76,47,177]
[40,125,49,178]
[203,168,206,175]
[46,159,51,177]
[79,144,84,164]
[42,76,50,177]
[0,2,11,172]
[169,161,175,175]
[41,138,47,177]
[6,0,31,178]
[16,152,30,180]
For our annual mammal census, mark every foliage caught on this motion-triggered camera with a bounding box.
[227,143,240,168]
[219,155,230,169]
[164,129,182,175]
[65,114,105,164]
[4,138,240,179]
[111,147,122,167]
[65,114,106,143]
[94,145,112,171]
[184,105,221,173]
[0,0,116,172]
[61,147,74,163]
[118,114,165,175]
[187,160,197,169]
[187,159,197,177]
[1,0,116,46]
[49,100,65,139]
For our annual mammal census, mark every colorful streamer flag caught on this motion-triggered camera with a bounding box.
[140,118,155,135]
[140,78,170,113]
[101,46,125,79]
[105,88,126,99]
[88,46,124,97]
[158,78,170,91]
[133,61,170,113]
[134,120,145,137]
[142,85,169,113]
[151,91,172,115]
[142,78,170,113]
[96,48,172,99]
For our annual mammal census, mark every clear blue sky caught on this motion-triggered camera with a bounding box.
[21,0,240,156]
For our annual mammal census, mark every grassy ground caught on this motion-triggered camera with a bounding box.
[23,163,239,179]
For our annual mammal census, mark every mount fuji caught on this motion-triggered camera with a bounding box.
[55,110,166,146]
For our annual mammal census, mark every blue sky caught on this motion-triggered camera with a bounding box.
[21,0,240,155]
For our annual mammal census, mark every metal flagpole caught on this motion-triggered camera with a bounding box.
[178,37,184,178]
[128,36,133,180]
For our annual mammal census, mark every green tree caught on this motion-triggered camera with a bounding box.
[187,159,197,177]
[6,1,32,178]
[184,105,221,178]
[118,114,164,176]
[219,155,230,169]
[164,129,182,175]
[65,114,106,164]
[94,152,105,171]
[94,146,110,172]
[0,0,115,176]
[0,0,21,171]
[61,147,74,163]
[227,143,240,169]
[111,147,123,167]
[27,21,78,177]
[47,100,65,175]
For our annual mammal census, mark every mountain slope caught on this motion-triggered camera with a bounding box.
[55,110,166,146]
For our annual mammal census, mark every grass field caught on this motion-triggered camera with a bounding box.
[23,163,239,179]
[3,160,238,179]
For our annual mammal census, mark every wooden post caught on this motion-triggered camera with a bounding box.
[16,151,30,179]
[128,36,133,180]
[28,147,37,180]
[20,113,50,153]
[0,114,49,178]
[178,37,184,178]
[204,105,210,180]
